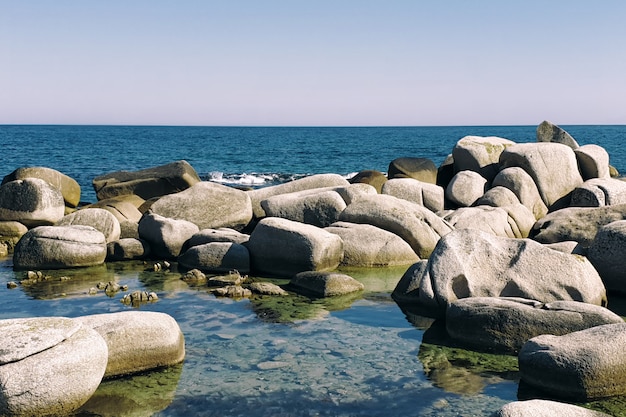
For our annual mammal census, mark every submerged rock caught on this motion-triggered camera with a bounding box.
[289,271,364,297]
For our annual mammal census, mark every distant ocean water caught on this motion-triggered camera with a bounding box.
[1,125,625,202]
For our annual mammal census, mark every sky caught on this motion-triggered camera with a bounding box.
[1,1,625,126]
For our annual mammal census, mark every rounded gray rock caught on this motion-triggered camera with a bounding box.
[56,207,121,243]
[138,212,199,259]
[0,178,65,227]
[290,271,364,297]
[178,241,250,274]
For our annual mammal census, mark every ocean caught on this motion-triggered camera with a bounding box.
[1,124,625,417]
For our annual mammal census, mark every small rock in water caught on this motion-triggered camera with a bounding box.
[208,270,247,286]
[210,285,252,298]
[248,282,288,296]
[181,268,207,284]
[6,281,17,289]
[88,287,98,295]
[121,290,159,306]
[257,361,290,370]
[104,281,121,295]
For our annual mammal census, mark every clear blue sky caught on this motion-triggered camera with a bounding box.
[1,1,625,126]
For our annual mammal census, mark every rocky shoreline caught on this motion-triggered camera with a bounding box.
[0,120,624,416]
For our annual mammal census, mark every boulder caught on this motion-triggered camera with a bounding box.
[325,221,419,267]
[445,171,487,207]
[106,238,150,261]
[0,221,28,246]
[519,323,626,401]
[56,207,121,243]
[575,144,610,180]
[261,189,347,227]
[138,213,199,259]
[443,204,535,238]
[13,225,107,270]
[187,228,250,247]
[92,160,201,200]
[333,183,378,204]
[0,178,65,227]
[88,197,143,224]
[530,204,626,247]
[446,297,623,353]
[290,271,364,297]
[75,311,185,378]
[0,317,108,416]
[474,186,520,208]
[149,181,252,231]
[348,170,387,193]
[338,194,453,258]
[570,178,626,207]
[491,400,612,417]
[388,157,437,184]
[178,242,250,274]
[392,228,607,318]
[436,154,455,189]
[499,142,583,210]
[492,167,548,220]
[247,174,350,218]
[2,166,81,208]
[245,217,343,277]
[452,135,515,181]
[381,178,444,212]
[587,220,626,293]
[536,120,579,149]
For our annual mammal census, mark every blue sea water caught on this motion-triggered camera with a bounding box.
[2,124,625,203]
[1,124,626,417]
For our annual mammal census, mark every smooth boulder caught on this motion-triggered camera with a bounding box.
[290,271,364,297]
[187,228,250,247]
[452,135,515,181]
[443,204,535,238]
[570,178,626,207]
[587,220,626,293]
[261,189,347,227]
[388,157,437,183]
[149,181,252,231]
[446,297,623,353]
[0,178,65,227]
[75,311,185,379]
[92,160,201,200]
[491,400,611,417]
[2,166,81,208]
[245,217,343,277]
[519,323,626,401]
[178,241,250,274]
[56,207,121,243]
[381,178,444,212]
[138,213,199,259]
[445,170,488,207]
[106,238,150,261]
[575,144,610,180]
[492,167,548,220]
[0,317,108,416]
[536,120,579,148]
[13,225,107,270]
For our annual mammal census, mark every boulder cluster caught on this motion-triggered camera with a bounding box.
[1,120,626,414]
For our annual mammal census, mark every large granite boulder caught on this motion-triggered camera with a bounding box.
[289,271,364,297]
[92,160,201,201]
[138,213,199,259]
[261,189,346,227]
[530,204,626,247]
[178,241,250,274]
[245,217,343,277]
[491,399,611,417]
[442,204,535,238]
[445,170,488,207]
[475,186,520,208]
[575,144,611,180]
[492,167,548,220]
[325,221,419,267]
[381,178,444,212]
[348,170,387,193]
[338,194,453,258]
[388,157,437,183]
[392,228,607,318]
[106,238,150,261]
[87,196,144,238]
[2,166,81,208]
[75,311,185,379]
[587,220,626,293]
[0,178,65,227]
[0,221,28,247]
[452,135,515,181]
[499,142,583,210]
[0,317,108,416]
[56,207,121,243]
[570,178,626,207]
[519,323,626,401]
[536,120,579,149]
[187,228,250,247]
[446,297,622,354]
[247,174,350,218]
[13,225,107,270]
[149,181,252,231]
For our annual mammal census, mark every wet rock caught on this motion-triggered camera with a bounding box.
[178,242,250,274]
[210,285,252,298]
[92,160,201,200]
[388,157,437,184]
[76,311,185,379]
[208,270,247,286]
[121,290,159,306]
[0,317,108,416]
[339,194,453,258]
[2,166,81,208]
[519,323,626,401]
[452,135,515,182]
[325,221,419,267]
[290,271,364,297]
[138,212,199,259]
[248,282,288,296]
[246,217,343,277]
[446,297,622,353]
[149,181,253,231]
[181,268,207,284]
[0,178,65,227]
[56,207,121,243]
[13,225,107,270]
[107,237,151,261]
